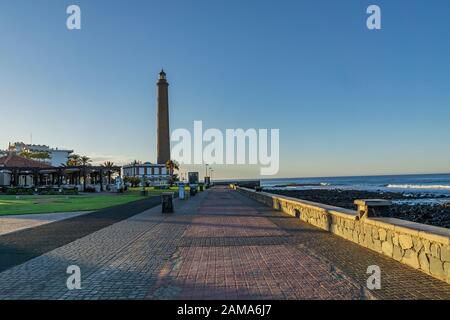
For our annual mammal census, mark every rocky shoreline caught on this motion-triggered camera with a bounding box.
[263,189,450,229]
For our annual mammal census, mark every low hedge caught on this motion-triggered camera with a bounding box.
[6,188,34,195]
[4,187,79,196]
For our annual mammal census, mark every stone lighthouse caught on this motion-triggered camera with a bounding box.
[156,69,171,164]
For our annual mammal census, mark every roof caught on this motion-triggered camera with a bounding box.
[0,153,52,169]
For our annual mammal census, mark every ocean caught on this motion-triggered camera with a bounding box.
[261,173,450,196]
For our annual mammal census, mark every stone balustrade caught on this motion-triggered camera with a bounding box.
[234,186,450,284]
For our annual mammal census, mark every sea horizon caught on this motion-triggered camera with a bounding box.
[259,173,450,196]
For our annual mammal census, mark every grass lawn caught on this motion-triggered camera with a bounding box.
[0,187,179,216]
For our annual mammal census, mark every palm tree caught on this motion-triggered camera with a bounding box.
[67,154,81,166]
[165,160,180,186]
[80,156,92,191]
[80,156,92,166]
[102,161,115,185]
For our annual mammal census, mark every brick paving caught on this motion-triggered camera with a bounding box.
[0,186,449,299]
[0,196,161,273]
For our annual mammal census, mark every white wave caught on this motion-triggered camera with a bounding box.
[393,198,450,206]
[386,184,450,190]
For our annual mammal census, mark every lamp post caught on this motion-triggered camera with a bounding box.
[140,174,147,196]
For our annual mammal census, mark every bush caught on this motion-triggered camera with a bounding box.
[63,188,78,195]
[39,190,55,195]
[84,186,96,193]
[6,188,17,195]
[6,187,34,195]
[154,185,170,190]
[2,186,78,196]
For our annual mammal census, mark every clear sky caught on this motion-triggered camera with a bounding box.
[1,0,450,179]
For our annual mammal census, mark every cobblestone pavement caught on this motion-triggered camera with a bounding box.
[0,211,92,236]
[0,196,161,273]
[0,186,449,299]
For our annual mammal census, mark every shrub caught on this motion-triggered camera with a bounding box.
[6,187,34,195]
[63,188,78,195]
[6,188,17,195]
[84,186,96,193]
[154,185,169,190]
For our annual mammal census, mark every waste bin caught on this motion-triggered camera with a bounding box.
[178,183,185,200]
[161,192,174,213]
[199,183,204,192]
[189,185,197,196]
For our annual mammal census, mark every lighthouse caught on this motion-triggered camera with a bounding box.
[156,69,171,165]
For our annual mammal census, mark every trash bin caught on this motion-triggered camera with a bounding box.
[189,185,197,196]
[161,192,174,213]
[178,183,185,200]
[199,183,204,192]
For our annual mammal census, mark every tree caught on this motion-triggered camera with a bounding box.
[67,154,81,166]
[102,161,115,185]
[165,160,180,186]
[80,156,92,166]
[80,156,92,191]
[124,176,141,187]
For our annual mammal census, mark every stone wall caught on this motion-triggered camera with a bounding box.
[235,186,450,284]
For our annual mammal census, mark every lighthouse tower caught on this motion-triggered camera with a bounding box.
[156,69,171,165]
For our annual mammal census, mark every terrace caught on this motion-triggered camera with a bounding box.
[0,153,121,193]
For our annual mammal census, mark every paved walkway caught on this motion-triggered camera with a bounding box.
[0,211,92,236]
[0,186,449,300]
[0,196,161,273]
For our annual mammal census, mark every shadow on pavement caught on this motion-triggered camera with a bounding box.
[0,196,161,272]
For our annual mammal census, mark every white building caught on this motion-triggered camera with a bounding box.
[122,162,170,186]
[8,142,73,167]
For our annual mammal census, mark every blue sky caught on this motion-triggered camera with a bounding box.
[1,0,450,179]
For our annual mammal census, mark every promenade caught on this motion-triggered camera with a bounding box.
[0,186,449,299]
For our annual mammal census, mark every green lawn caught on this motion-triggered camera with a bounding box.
[0,187,179,216]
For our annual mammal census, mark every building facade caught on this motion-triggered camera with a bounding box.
[8,142,73,167]
[122,162,170,186]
